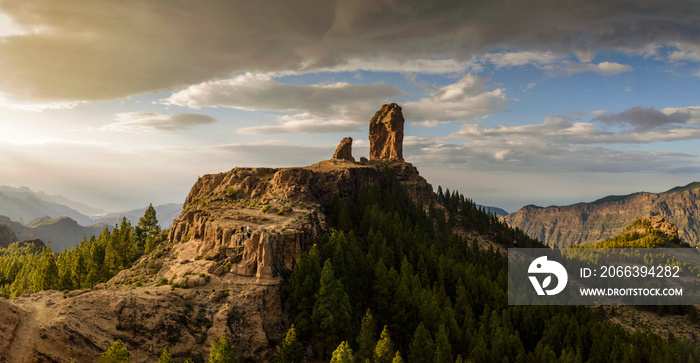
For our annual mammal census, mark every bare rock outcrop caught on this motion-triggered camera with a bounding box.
[332,137,355,162]
[369,103,404,161]
[648,215,679,238]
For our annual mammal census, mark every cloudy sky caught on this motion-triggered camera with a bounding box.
[1,0,700,213]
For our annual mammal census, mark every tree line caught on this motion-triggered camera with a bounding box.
[282,168,700,362]
[0,204,164,298]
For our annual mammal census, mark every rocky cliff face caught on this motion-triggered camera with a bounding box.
[369,103,404,161]
[505,182,700,247]
[0,158,435,362]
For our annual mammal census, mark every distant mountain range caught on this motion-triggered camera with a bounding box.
[92,203,182,229]
[477,205,509,216]
[505,181,700,248]
[0,185,107,217]
[0,186,182,250]
[0,216,105,251]
[0,188,96,226]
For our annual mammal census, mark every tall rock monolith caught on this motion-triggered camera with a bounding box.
[369,103,404,161]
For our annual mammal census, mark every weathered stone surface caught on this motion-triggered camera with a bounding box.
[369,103,404,161]
[332,137,355,162]
[0,286,283,363]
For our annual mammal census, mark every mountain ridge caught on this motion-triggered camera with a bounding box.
[0,185,105,218]
[0,216,106,251]
[505,181,700,247]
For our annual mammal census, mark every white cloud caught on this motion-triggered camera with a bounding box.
[484,51,564,68]
[404,74,508,123]
[445,106,700,145]
[165,72,400,116]
[667,42,700,62]
[523,83,536,91]
[238,113,360,134]
[479,51,633,77]
[546,61,634,76]
[101,112,216,132]
[0,92,82,111]
[164,72,402,134]
[307,57,479,74]
[406,140,699,174]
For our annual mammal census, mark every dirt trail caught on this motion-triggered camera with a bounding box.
[6,293,58,362]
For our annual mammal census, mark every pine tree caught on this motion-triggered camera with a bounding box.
[434,324,453,363]
[209,335,238,363]
[137,204,162,254]
[374,325,393,363]
[159,346,174,363]
[392,351,405,363]
[100,339,131,363]
[288,245,321,339]
[330,341,355,363]
[33,246,58,291]
[312,260,352,357]
[408,322,434,363]
[278,325,303,363]
[357,309,376,363]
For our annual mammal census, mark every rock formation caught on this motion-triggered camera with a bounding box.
[647,215,679,238]
[369,103,404,161]
[332,137,355,162]
[0,154,435,362]
[505,181,700,247]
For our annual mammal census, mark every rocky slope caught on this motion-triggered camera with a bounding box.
[505,182,700,247]
[0,159,434,361]
[0,224,18,248]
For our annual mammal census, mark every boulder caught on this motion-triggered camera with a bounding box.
[369,103,404,160]
[332,137,355,162]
